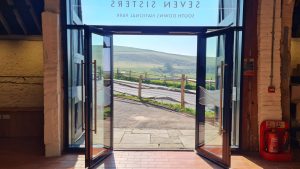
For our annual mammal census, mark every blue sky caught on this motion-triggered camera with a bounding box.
[113,35,198,56]
[80,0,222,56]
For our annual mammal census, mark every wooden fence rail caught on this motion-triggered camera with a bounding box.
[116,68,215,109]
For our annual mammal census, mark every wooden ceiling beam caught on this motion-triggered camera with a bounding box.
[0,35,42,41]
[25,0,41,33]
[0,11,12,34]
[6,0,28,35]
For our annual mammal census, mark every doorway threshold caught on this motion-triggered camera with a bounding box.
[114,148,194,152]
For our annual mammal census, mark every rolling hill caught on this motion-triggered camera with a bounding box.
[114,46,196,66]
[93,45,217,79]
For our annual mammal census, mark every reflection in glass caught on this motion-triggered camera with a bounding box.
[231,31,242,147]
[91,34,112,158]
[68,29,85,148]
[198,36,226,158]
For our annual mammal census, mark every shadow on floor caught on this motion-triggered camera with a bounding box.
[1,138,300,169]
[0,138,83,169]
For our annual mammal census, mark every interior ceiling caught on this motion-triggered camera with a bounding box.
[0,0,44,35]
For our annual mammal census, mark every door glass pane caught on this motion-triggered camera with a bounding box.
[198,35,225,158]
[231,31,242,147]
[67,28,85,148]
[91,33,112,158]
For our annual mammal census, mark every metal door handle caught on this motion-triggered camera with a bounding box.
[219,61,227,134]
[81,60,85,131]
[92,60,97,134]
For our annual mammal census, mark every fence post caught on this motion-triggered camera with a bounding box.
[181,74,185,109]
[129,70,132,80]
[209,77,212,90]
[186,75,188,85]
[138,75,143,99]
[117,68,120,79]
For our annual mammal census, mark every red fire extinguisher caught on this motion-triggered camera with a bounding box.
[266,129,279,153]
[282,130,290,152]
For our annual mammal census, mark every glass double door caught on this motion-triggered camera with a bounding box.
[195,29,234,168]
[81,26,234,168]
[83,27,113,168]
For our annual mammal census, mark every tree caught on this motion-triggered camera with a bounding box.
[163,63,174,75]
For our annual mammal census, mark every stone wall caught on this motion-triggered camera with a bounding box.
[291,38,300,70]
[0,40,43,108]
[0,40,44,138]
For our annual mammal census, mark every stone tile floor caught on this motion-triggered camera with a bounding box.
[114,128,195,149]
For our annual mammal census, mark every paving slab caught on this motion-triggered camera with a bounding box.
[179,135,195,149]
[121,133,150,144]
[114,128,133,132]
[114,137,122,144]
[132,129,168,134]
[114,130,125,138]
[205,134,222,146]
[151,137,182,144]
[151,133,169,138]
[115,143,159,149]
[179,130,195,136]
[167,130,182,137]
[158,143,185,149]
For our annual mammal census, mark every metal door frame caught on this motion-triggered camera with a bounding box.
[84,26,114,168]
[195,27,234,168]
[65,25,239,169]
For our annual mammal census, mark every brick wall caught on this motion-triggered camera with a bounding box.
[257,0,282,127]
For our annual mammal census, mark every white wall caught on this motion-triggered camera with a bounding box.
[257,0,282,128]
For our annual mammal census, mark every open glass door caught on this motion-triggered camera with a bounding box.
[85,27,113,168]
[195,29,234,168]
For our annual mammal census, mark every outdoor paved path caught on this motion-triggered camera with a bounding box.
[113,98,221,150]
[114,128,195,149]
[114,97,195,149]
[114,97,195,129]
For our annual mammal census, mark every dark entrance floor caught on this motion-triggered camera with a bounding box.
[1,138,300,169]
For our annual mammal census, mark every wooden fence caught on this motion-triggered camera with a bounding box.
[115,68,215,109]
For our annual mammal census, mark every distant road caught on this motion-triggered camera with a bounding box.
[113,80,196,108]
